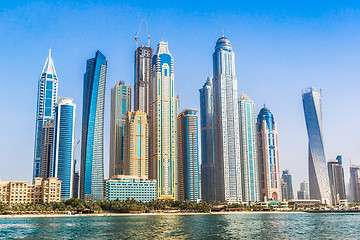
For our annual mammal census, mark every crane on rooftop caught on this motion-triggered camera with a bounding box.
[135,19,150,48]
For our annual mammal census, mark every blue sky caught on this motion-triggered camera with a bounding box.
[1,1,360,193]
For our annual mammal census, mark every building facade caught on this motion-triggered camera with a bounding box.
[302,88,332,204]
[238,93,259,202]
[53,98,76,201]
[109,81,132,177]
[149,41,177,200]
[349,165,360,203]
[134,45,153,114]
[177,109,200,202]
[33,49,58,179]
[105,175,156,202]
[328,156,346,205]
[124,110,149,177]
[40,119,54,179]
[257,106,282,201]
[281,170,294,201]
[0,177,61,204]
[80,51,107,200]
[212,36,242,203]
[199,77,216,203]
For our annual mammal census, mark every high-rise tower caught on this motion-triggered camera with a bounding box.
[177,109,200,202]
[149,40,177,199]
[53,98,76,200]
[212,36,241,203]
[40,119,54,179]
[257,106,282,201]
[80,51,107,200]
[327,156,346,205]
[302,87,332,204]
[109,81,131,177]
[238,93,259,202]
[281,170,294,201]
[33,49,58,179]
[134,46,153,113]
[199,77,216,203]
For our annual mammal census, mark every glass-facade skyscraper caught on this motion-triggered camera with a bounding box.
[149,40,177,199]
[80,50,107,200]
[40,119,54,179]
[327,155,346,204]
[213,36,242,203]
[257,106,282,201]
[134,45,153,114]
[177,109,200,202]
[238,93,259,202]
[33,49,58,179]
[109,81,131,177]
[281,170,294,201]
[53,98,76,201]
[199,77,216,203]
[302,87,332,204]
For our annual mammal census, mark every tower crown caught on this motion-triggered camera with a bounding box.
[215,36,232,50]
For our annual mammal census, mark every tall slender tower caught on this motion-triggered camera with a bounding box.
[149,40,177,200]
[40,119,54,179]
[124,110,149,177]
[349,165,360,203]
[327,156,346,205]
[199,77,216,203]
[257,106,282,201]
[53,98,76,201]
[134,46,153,113]
[33,49,58,179]
[281,170,294,201]
[109,81,132,177]
[177,109,200,201]
[238,93,259,202]
[302,87,332,204]
[212,36,242,203]
[80,51,107,200]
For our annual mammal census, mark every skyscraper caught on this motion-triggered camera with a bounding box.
[33,49,58,179]
[109,81,132,177]
[212,36,242,203]
[134,45,153,114]
[149,40,177,200]
[124,110,149,177]
[281,170,294,201]
[199,77,216,203]
[327,156,346,205]
[177,109,200,202]
[349,165,360,203]
[297,181,310,200]
[80,51,107,200]
[257,106,282,201]
[40,119,54,179]
[73,159,79,199]
[238,93,259,202]
[53,98,76,200]
[302,87,332,204]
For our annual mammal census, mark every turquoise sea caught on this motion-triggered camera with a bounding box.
[0,213,359,239]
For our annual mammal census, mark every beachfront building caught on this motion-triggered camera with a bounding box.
[0,177,61,204]
[105,175,156,202]
[80,51,107,200]
[109,81,132,177]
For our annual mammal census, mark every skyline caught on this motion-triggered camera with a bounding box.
[1,1,360,193]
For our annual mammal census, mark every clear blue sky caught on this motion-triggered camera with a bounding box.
[1,0,360,194]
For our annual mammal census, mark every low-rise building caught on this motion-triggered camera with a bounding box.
[0,177,61,204]
[105,175,156,202]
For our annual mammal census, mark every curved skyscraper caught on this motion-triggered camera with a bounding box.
[33,49,58,179]
[149,40,177,199]
[213,36,241,203]
[257,106,282,201]
[302,87,332,204]
[80,51,107,200]
[238,93,259,202]
[199,77,216,202]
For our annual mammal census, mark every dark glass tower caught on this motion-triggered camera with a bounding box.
[80,51,107,200]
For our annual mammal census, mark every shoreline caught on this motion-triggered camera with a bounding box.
[0,211,306,218]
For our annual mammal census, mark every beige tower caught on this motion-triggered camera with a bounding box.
[124,110,149,177]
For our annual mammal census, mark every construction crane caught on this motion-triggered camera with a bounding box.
[135,19,150,48]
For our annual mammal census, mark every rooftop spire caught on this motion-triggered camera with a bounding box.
[41,48,57,76]
[49,48,51,58]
